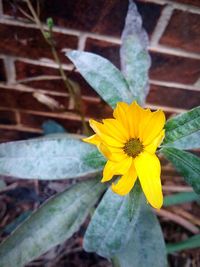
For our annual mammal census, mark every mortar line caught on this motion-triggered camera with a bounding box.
[146,103,186,113]
[0,16,200,59]
[0,55,74,70]
[0,83,101,103]
[149,45,200,60]
[3,56,16,83]
[77,33,87,51]
[0,103,186,117]
[15,110,21,124]
[150,80,200,91]
[141,0,200,14]
[150,5,174,46]
[0,124,42,133]
[0,16,121,44]
[0,107,91,121]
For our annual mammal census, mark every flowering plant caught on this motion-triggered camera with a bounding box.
[0,1,199,267]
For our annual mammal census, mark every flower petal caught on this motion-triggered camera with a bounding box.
[103,118,129,142]
[83,134,101,145]
[111,163,137,195]
[89,119,123,148]
[134,151,163,209]
[145,130,165,154]
[141,110,166,146]
[102,157,132,182]
[99,143,127,162]
[128,101,148,137]
[113,102,130,133]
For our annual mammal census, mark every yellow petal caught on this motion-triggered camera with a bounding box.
[89,119,123,148]
[83,134,126,162]
[141,110,166,146]
[129,101,151,138]
[128,101,144,137]
[103,118,129,142]
[102,157,132,182]
[134,151,163,209]
[111,163,137,195]
[145,130,165,154]
[98,142,112,159]
[113,102,130,133]
[98,143,127,162]
[83,134,101,145]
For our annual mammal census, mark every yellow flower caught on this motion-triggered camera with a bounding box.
[83,101,165,209]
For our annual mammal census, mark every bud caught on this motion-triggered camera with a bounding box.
[47,17,54,30]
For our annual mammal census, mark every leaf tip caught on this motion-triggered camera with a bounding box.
[65,50,78,60]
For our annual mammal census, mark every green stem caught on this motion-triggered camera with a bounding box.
[25,0,89,135]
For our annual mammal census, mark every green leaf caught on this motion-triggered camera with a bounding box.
[116,197,167,267]
[83,183,142,259]
[42,119,66,134]
[2,211,32,235]
[163,106,200,149]
[67,50,133,108]
[120,0,151,106]
[164,192,200,207]
[0,178,105,267]
[128,181,141,220]
[162,148,200,194]
[0,135,105,179]
[167,234,200,254]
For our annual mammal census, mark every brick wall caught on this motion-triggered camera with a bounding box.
[0,0,200,143]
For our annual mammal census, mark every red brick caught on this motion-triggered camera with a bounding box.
[135,1,163,36]
[84,99,112,119]
[160,10,200,54]
[0,58,6,82]
[2,0,29,18]
[147,84,200,110]
[85,38,120,68]
[41,0,128,36]
[3,0,163,37]
[148,109,175,120]
[15,61,99,97]
[0,23,77,63]
[19,112,84,133]
[150,51,200,85]
[0,110,16,125]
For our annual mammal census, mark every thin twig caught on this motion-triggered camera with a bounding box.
[171,207,200,227]
[15,75,61,84]
[24,0,47,39]
[155,208,199,234]
[24,0,89,134]
[36,0,40,17]
[0,182,18,194]
[162,185,193,192]
[18,6,35,22]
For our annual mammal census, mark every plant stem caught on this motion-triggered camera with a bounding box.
[24,0,89,134]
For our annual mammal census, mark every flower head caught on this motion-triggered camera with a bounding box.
[83,101,165,209]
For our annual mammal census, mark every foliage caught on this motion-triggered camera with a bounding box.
[120,0,151,106]
[0,0,199,266]
[0,178,105,267]
[161,148,200,194]
[0,135,105,180]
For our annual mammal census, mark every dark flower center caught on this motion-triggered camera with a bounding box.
[123,138,144,158]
